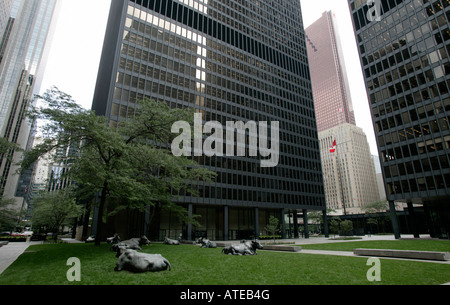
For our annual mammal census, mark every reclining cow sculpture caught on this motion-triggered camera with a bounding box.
[221,240,263,255]
[163,236,180,245]
[114,249,171,273]
[111,235,151,256]
[197,237,217,248]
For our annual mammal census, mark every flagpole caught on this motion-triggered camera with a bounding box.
[337,150,347,216]
[330,138,347,216]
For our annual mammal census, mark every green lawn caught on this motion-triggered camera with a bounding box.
[300,240,450,252]
[0,242,449,285]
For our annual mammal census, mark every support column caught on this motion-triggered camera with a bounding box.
[322,210,329,238]
[223,206,229,241]
[303,209,309,239]
[91,205,99,237]
[143,205,150,237]
[293,211,299,238]
[280,208,286,239]
[254,207,259,239]
[187,204,193,241]
[389,200,401,239]
[407,202,420,238]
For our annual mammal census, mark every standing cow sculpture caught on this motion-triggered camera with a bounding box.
[222,240,263,255]
[115,249,171,273]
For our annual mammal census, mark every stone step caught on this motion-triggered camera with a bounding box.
[261,245,301,252]
[354,248,450,261]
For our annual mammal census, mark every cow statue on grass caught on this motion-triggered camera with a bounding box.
[222,240,263,255]
[111,235,151,256]
[114,249,171,273]
[197,237,217,248]
[163,236,180,245]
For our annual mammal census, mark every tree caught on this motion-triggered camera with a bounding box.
[0,136,22,232]
[0,196,19,232]
[340,220,353,236]
[329,217,341,238]
[264,216,280,243]
[363,200,389,233]
[20,87,216,245]
[308,211,322,234]
[0,136,21,161]
[32,188,82,240]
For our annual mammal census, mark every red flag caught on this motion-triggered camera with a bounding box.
[330,140,336,153]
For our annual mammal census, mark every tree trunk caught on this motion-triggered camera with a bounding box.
[94,182,108,246]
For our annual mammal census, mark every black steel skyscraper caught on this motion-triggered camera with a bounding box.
[92,0,325,240]
[349,0,450,238]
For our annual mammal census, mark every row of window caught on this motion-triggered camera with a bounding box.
[381,134,450,161]
[385,153,450,177]
[378,118,449,147]
[210,172,322,194]
[387,173,450,195]
[180,186,324,206]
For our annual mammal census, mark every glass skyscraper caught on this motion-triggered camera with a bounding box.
[349,0,450,238]
[0,0,60,208]
[92,0,325,240]
[0,0,13,40]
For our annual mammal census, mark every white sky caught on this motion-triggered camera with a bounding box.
[39,0,378,155]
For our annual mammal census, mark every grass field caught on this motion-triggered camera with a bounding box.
[0,242,449,285]
[300,240,450,252]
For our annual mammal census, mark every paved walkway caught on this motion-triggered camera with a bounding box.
[0,241,42,275]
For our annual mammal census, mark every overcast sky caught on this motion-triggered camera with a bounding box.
[39,0,377,155]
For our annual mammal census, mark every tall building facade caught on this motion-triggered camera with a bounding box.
[306,10,379,216]
[305,11,356,132]
[349,0,450,238]
[0,0,13,40]
[0,0,60,209]
[92,0,325,240]
[319,123,380,215]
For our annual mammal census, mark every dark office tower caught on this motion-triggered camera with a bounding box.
[306,11,356,132]
[349,0,450,238]
[92,0,325,240]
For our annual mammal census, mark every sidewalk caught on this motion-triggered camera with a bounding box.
[0,241,42,275]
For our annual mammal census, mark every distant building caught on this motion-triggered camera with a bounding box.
[372,154,387,200]
[307,11,379,215]
[305,11,356,132]
[319,123,381,215]
[0,0,13,42]
[23,137,77,220]
[0,0,60,211]
[349,0,450,238]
